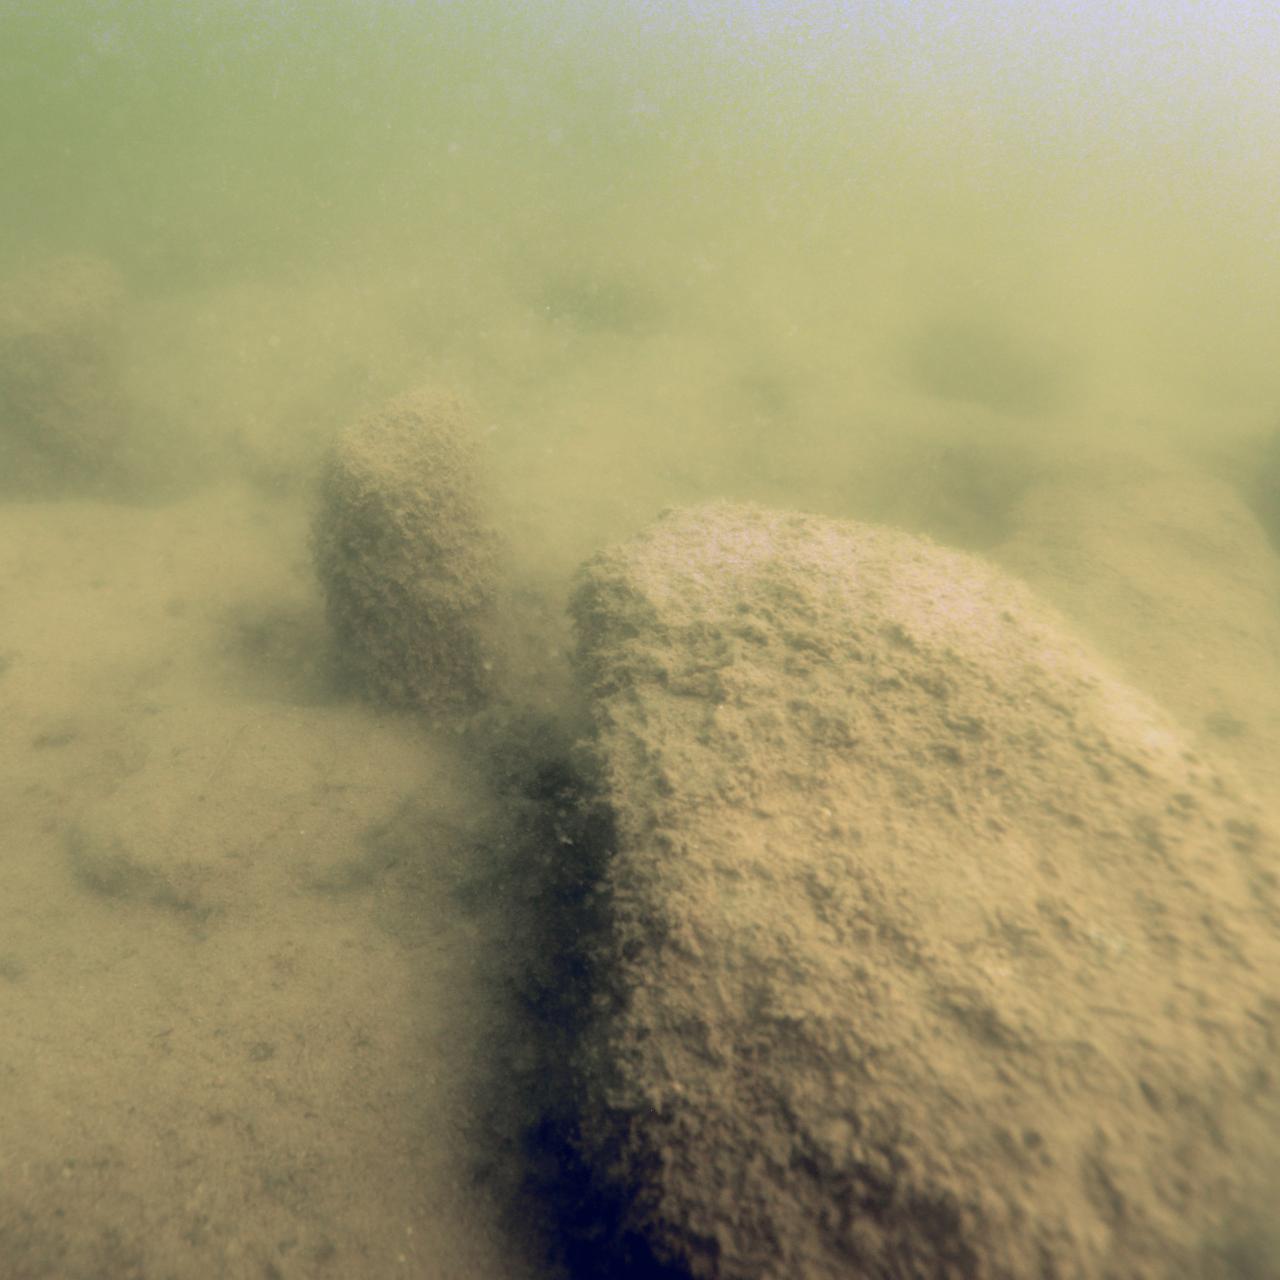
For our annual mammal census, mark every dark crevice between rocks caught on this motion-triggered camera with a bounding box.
[458,716,690,1280]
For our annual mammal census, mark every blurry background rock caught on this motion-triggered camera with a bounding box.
[901,307,1075,417]
[0,255,149,496]
[1244,424,1280,552]
[995,446,1280,797]
[312,388,501,715]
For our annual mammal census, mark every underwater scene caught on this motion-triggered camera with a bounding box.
[2,2,1279,1276]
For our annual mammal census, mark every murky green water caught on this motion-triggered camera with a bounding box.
[2,4,1279,1277]
[5,1,1278,421]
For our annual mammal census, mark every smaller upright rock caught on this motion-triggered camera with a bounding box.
[313,388,499,714]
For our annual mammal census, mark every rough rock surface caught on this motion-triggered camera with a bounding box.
[313,388,499,714]
[567,502,1280,1279]
[0,254,134,494]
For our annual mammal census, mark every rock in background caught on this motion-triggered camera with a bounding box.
[0,255,142,496]
[563,502,1280,1279]
[313,388,500,715]
[1249,425,1280,551]
[994,448,1280,799]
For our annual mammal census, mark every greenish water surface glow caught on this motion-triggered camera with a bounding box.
[3,0,1278,420]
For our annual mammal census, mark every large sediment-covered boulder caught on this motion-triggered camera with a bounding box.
[565,502,1280,1279]
[313,388,500,714]
[0,254,135,495]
